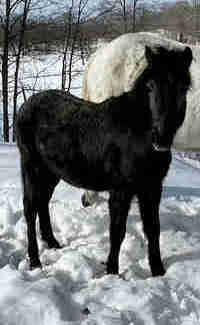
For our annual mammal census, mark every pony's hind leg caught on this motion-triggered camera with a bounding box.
[107,189,133,274]
[37,167,60,249]
[22,158,60,268]
[137,181,165,277]
[21,159,41,269]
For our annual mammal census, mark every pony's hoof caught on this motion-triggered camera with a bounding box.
[151,264,166,277]
[30,259,42,270]
[46,238,61,249]
[81,193,92,207]
[106,261,119,275]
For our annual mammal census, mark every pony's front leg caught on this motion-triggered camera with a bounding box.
[137,182,165,277]
[107,189,133,274]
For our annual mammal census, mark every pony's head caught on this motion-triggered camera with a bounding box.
[144,45,193,151]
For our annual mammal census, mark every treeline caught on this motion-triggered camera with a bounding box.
[0,0,200,143]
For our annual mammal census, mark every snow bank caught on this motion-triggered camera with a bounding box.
[1,145,200,324]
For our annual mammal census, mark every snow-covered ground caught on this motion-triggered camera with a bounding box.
[1,146,200,324]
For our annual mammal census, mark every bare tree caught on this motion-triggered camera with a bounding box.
[119,0,128,33]
[119,0,141,32]
[131,0,144,32]
[61,7,73,91]
[12,0,32,142]
[1,0,11,142]
[0,0,45,142]
[0,0,32,142]
[61,0,90,91]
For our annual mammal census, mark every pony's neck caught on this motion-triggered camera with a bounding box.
[127,73,150,111]
[124,84,152,133]
[127,68,150,103]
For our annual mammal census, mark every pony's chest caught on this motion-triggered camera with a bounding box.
[109,141,172,183]
[135,150,172,181]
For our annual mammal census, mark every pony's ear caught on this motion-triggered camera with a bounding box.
[183,46,193,69]
[145,46,156,66]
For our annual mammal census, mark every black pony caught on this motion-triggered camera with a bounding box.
[16,45,192,276]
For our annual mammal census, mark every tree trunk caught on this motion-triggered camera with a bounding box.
[61,8,72,90]
[13,0,31,142]
[132,0,137,32]
[2,0,10,143]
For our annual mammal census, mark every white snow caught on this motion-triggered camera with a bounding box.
[0,145,200,324]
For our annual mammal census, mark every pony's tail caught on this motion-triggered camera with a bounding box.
[16,101,36,159]
[16,101,40,193]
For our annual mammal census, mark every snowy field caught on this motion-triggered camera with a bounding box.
[1,146,200,325]
[1,42,200,324]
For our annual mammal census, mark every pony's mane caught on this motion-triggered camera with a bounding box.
[83,31,194,108]
[125,51,148,90]
[123,33,188,91]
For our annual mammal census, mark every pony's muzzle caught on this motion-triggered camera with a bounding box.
[152,126,170,152]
